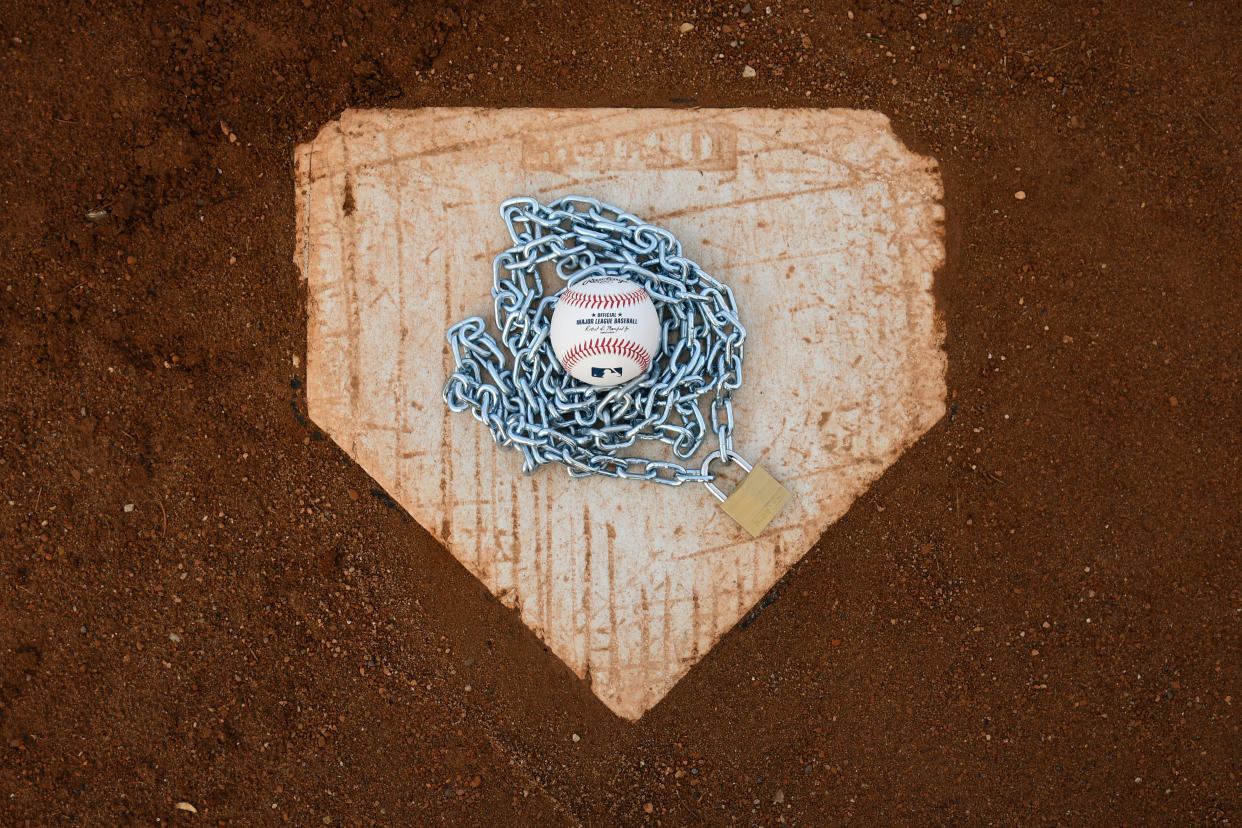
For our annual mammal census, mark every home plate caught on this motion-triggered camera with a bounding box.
[294,108,946,720]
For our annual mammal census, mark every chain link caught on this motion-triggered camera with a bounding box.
[443,195,745,485]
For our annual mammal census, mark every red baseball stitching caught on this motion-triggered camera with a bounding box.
[559,286,650,310]
[561,338,653,374]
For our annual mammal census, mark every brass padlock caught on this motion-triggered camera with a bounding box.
[702,451,792,537]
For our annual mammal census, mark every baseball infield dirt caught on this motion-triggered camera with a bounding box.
[1,1,1239,825]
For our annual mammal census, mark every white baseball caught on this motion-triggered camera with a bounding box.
[550,276,660,387]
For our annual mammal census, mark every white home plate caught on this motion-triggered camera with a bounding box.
[295,108,945,720]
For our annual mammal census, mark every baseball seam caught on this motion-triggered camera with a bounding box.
[559,286,650,310]
[561,338,653,374]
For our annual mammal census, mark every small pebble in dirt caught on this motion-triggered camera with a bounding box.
[774,789,785,804]
[741,3,752,13]
[742,65,757,78]
[1014,190,1027,200]
[123,503,134,512]
[1169,396,1178,406]
[169,632,182,643]
[572,733,581,742]
[679,22,694,33]
[643,803,654,814]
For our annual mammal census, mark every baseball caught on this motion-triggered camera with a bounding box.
[550,275,660,387]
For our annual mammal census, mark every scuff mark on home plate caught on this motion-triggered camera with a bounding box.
[294,108,946,720]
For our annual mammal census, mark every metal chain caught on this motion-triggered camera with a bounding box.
[442,195,745,486]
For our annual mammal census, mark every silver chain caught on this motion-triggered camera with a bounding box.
[442,195,746,487]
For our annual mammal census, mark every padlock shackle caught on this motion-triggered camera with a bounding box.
[700,450,753,502]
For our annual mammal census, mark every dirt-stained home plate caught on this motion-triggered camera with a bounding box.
[295,108,946,720]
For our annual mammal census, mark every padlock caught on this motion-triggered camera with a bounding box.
[702,451,792,537]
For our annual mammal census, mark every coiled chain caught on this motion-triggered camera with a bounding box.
[442,195,745,486]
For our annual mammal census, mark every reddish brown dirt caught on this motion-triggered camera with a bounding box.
[2,1,1240,825]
